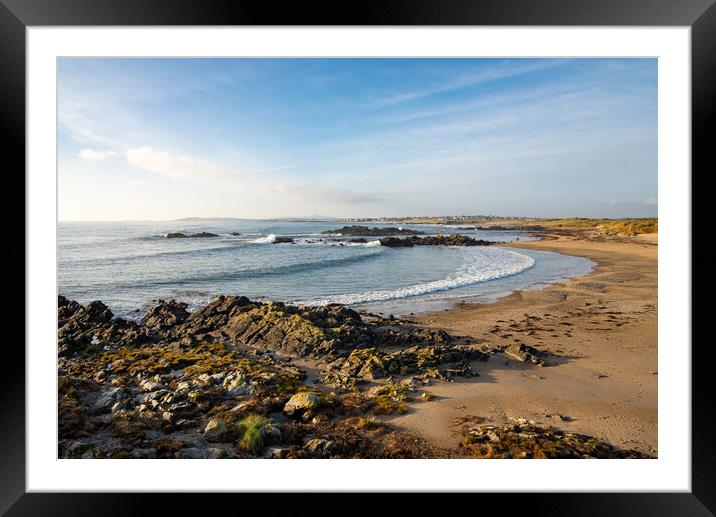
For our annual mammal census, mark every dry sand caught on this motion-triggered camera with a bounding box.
[382,231,658,456]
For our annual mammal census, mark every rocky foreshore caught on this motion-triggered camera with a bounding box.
[57,295,651,459]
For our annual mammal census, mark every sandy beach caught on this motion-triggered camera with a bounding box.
[383,230,658,456]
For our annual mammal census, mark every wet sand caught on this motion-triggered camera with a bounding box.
[383,231,658,456]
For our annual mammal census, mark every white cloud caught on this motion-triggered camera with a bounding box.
[125,146,225,181]
[645,196,657,205]
[78,148,115,161]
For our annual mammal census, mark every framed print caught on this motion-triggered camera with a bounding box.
[2,0,712,514]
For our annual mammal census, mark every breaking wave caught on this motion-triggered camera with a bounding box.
[298,247,535,306]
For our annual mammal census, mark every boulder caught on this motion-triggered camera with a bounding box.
[65,440,94,458]
[283,392,323,416]
[303,438,335,458]
[222,371,252,398]
[261,425,282,445]
[204,417,228,442]
[138,379,163,392]
[141,300,189,332]
[263,446,290,459]
[504,343,548,366]
[130,448,158,459]
[176,447,208,459]
[90,387,126,414]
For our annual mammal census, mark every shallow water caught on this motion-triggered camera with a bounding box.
[58,219,593,319]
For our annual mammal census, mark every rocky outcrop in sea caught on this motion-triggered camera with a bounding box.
[379,234,494,247]
[323,225,424,236]
[166,232,219,239]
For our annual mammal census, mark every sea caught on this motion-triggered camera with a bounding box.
[58,219,595,319]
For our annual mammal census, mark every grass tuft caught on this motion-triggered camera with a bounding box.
[235,414,270,455]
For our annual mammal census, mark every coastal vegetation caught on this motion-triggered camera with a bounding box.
[358,217,658,235]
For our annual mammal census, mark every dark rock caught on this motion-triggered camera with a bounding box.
[504,343,548,366]
[73,300,114,326]
[378,237,414,247]
[182,295,255,335]
[58,299,148,356]
[221,302,373,358]
[283,392,323,417]
[303,438,335,458]
[58,295,83,321]
[274,236,295,243]
[323,225,423,236]
[461,423,652,459]
[141,300,189,333]
[321,345,488,387]
[379,234,493,247]
[166,232,219,239]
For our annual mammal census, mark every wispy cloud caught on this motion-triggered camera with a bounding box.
[373,59,570,107]
[125,146,227,181]
[78,148,116,161]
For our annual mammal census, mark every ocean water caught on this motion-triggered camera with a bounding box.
[57,219,595,319]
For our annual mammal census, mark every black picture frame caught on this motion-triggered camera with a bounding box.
[1,0,711,515]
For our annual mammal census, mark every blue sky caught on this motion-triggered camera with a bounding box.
[58,58,657,221]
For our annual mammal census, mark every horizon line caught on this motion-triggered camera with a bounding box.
[57,214,659,223]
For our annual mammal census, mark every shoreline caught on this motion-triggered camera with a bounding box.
[57,229,657,458]
[385,231,658,455]
[353,243,594,317]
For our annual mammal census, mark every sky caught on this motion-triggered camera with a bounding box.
[58,58,657,221]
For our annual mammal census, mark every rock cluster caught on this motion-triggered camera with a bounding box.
[58,335,448,459]
[323,225,423,236]
[461,423,652,459]
[58,297,147,357]
[379,234,494,247]
[58,296,375,359]
[166,232,219,238]
[321,345,488,387]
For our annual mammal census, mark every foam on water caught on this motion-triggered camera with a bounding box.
[291,237,382,248]
[250,233,276,244]
[297,246,535,306]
